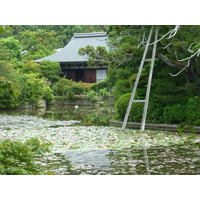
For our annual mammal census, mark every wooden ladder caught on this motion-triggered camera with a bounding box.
[122,26,159,132]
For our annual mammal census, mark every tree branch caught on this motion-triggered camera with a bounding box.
[149,25,180,45]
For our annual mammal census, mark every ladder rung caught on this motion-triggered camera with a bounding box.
[133,100,146,103]
[144,59,152,62]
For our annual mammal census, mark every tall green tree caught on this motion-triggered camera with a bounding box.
[0,36,22,60]
[18,29,59,60]
[39,60,61,84]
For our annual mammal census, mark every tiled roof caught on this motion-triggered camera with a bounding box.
[35,32,108,63]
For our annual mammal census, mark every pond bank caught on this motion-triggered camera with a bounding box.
[110,120,200,133]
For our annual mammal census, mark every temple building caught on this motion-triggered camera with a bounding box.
[35,32,108,83]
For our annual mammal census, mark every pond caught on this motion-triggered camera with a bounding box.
[0,105,199,175]
[0,104,114,126]
[41,145,200,175]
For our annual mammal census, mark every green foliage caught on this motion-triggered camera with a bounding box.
[20,74,54,104]
[22,60,41,74]
[185,96,200,125]
[113,79,131,101]
[0,36,22,60]
[0,77,21,109]
[0,61,18,80]
[0,137,52,175]
[18,29,59,60]
[115,93,143,122]
[115,92,200,126]
[99,88,110,100]
[86,90,98,102]
[39,60,61,83]
[52,78,86,98]
[90,78,110,92]
[78,45,108,66]
[163,104,187,124]
[8,25,109,46]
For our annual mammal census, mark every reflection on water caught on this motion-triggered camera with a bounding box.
[0,105,114,126]
[41,145,200,175]
[0,105,199,175]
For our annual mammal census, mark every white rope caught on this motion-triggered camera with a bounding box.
[175,49,200,62]
[169,49,200,76]
[137,32,146,48]
[149,25,180,45]
[162,42,172,49]
[169,65,189,77]
[187,42,199,53]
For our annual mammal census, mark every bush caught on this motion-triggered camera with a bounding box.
[115,93,200,126]
[99,88,110,100]
[0,77,21,109]
[0,137,52,175]
[186,96,200,125]
[86,90,98,102]
[52,78,86,98]
[20,74,54,105]
[90,78,110,92]
[113,79,131,101]
[115,93,143,122]
[162,104,186,124]
[42,86,54,104]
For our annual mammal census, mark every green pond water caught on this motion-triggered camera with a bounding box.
[0,105,113,126]
[40,146,200,175]
[0,105,199,175]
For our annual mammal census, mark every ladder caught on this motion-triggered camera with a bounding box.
[122,26,159,132]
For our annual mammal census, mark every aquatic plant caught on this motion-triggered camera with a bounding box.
[1,125,199,153]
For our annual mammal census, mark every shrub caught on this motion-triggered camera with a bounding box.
[42,86,54,104]
[115,93,143,122]
[186,96,200,125]
[113,79,131,101]
[86,90,98,102]
[0,77,21,109]
[162,104,186,124]
[0,137,52,175]
[52,78,86,98]
[19,74,54,105]
[90,78,110,92]
[99,88,110,100]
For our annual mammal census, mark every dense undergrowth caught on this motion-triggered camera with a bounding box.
[0,137,52,175]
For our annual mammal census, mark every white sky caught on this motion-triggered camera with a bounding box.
[1,0,200,25]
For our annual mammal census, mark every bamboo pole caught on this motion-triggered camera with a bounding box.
[140,26,159,132]
[122,26,154,129]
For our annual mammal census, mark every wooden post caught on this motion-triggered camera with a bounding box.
[122,26,154,129]
[140,26,159,132]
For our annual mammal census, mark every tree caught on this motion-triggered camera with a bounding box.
[0,77,21,109]
[39,60,61,84]
[18,29,59,60]
[19,73,54,104]
[0,36,22,60]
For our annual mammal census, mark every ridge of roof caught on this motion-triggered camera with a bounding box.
[73,32,107,38]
